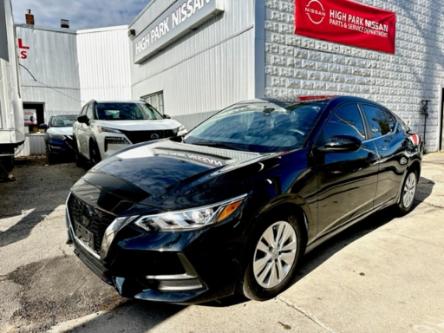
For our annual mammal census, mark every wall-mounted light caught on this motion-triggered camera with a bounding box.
[128,29,136,39]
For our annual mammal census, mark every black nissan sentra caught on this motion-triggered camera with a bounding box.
[66,96,422,303]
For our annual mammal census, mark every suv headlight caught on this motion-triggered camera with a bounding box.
[135,194,247,231]
[97,126,122,134]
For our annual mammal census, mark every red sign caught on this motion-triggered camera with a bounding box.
[17,38,30,59]
[295,0,396,54]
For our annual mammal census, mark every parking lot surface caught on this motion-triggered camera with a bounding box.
[1,153,444,333]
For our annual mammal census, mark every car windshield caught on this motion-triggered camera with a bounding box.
[49,115,77,127]
[96,103,164,121]
[184,101,326,153]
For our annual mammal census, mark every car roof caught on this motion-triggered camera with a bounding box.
[237,96,386,108]
[89,100,146,104]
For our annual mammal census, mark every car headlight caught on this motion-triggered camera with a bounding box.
[97,126,122,134]
[135,194,247,231]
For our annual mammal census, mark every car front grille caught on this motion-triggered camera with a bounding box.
[121,130,177,144]
[68,194,116,255]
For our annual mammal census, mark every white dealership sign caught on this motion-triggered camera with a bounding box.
[134,0,225,64]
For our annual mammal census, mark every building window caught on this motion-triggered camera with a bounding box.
[142,91,165,115]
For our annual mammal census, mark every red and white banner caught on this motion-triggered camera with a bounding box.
[295,0,396,54]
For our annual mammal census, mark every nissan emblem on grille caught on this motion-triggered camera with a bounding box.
[150,133,160,140]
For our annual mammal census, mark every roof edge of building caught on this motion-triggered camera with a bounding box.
[15,24,77,34]
[77,25,129,35]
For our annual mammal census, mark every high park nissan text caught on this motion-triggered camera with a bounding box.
[66,96,422,304]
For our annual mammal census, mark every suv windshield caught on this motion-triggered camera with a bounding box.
[184,101,326,152]
[96,103,163,121]
[49,115,77,127]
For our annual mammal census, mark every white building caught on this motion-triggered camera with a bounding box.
[15,23,131,155]
[15,24,131,122]
[77,26,132,105]
[16,25,81,123]
[13,0,444,152]
[129,0,444,152]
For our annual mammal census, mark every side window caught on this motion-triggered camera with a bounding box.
[361,104,397,138]
[318,103,366,144]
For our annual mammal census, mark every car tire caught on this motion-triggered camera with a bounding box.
[396,170,418,215]
[89,140,102,166]
[242,213,304,301]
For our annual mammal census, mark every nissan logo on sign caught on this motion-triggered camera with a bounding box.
[305,0,326,25]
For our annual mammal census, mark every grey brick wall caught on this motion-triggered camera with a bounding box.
[264,0,444,151]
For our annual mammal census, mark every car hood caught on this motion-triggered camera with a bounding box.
[94,119,183,131]
[47,127,73,136]
[72,140,276,214]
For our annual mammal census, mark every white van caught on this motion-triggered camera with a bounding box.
[0,0,25,180]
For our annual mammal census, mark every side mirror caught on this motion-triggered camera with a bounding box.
[317,135,362,152]
[163,114,171,119]
[77,115,89,125]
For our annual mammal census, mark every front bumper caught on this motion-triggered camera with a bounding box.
[67,208,243,304]
[47,137,74,155]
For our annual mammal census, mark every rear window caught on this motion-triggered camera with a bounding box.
[361,104,397,137]
[96,103,163,121]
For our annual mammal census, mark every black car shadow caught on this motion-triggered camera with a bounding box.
[66,300,185,333]
[212,176,436,307]
[293,175,435,289]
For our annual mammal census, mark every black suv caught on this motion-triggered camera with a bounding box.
[66,96,422,303]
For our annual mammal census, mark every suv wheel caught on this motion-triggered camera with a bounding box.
[397,170,418,214]
[242,214,303,301]
[89,140,102,166]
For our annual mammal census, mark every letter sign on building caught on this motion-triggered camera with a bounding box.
[134,0,225,64]
[17,38,30,59]
[295,0,396,54]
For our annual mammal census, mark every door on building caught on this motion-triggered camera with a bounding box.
[440,89,444,151]
[142,91,165,115]
[23,102,44,133]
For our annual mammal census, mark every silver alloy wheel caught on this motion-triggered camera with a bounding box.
[402,172,417,208]
[253,221,297,289]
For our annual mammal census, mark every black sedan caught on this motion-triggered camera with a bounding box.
[43,115,77,164]
[66,96,422,303]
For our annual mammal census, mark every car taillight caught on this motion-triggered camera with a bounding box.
[408,133,421,146]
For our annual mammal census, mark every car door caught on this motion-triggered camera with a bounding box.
[83,103,97,159]
[77,103,93,157]
[359,104,407,207]
[313,103,379,237]
[74,105,86,155]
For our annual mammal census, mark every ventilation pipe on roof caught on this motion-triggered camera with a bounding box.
[25,9,34,26]
[60,19,70,29]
